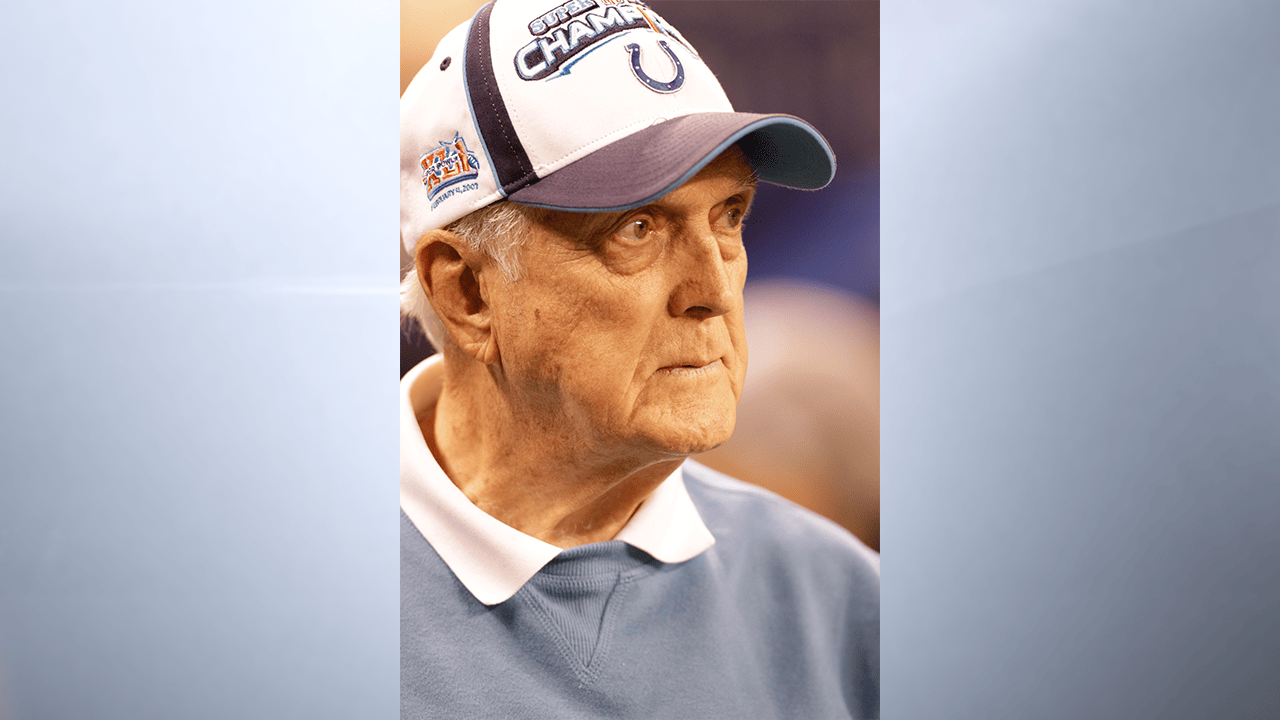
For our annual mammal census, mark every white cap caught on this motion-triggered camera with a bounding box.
[400,0,836,254]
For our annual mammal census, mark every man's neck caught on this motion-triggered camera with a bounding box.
[424,361,683,549]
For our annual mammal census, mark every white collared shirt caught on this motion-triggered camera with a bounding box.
[400,355,716,606]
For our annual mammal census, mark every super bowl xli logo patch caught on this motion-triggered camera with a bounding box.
[421,133,480,209]
[514,0,695,93]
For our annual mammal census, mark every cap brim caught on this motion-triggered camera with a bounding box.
[507,112,836,213]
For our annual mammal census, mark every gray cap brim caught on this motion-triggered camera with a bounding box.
[507,112,836,212]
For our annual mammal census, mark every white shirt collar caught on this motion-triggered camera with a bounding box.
[400,355,716,606]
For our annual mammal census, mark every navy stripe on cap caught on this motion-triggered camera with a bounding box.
[466,2,537,195]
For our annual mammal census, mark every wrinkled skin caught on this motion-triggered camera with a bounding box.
[491,150,755,459]
[418,148,756,546]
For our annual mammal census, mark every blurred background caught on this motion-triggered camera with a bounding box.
[400,0,882,550]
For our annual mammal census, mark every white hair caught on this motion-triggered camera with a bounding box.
[400,201,537,351]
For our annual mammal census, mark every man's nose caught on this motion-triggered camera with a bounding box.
[668,228,741,320]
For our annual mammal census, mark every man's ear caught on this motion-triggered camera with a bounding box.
[414,229,499,364]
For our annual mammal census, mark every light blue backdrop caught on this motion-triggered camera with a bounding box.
[883,0,1280,717]
[0,1,399,718]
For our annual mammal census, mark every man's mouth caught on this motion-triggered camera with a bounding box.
[659,359,722,376]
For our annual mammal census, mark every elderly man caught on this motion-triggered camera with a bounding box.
[399,1,879,717]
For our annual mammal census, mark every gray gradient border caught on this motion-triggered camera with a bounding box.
[0,1,399,718]
[883,1,1280,717]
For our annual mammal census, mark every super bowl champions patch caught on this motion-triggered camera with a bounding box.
[513,0,696,84]
[421,133,481,209]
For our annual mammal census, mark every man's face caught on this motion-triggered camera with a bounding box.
[485,149,755,460]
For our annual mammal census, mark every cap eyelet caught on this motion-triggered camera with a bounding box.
[439,57,451,71]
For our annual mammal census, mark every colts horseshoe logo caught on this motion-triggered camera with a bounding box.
[625,39,685,94]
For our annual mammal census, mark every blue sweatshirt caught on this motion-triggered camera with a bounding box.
[401,460,879,719]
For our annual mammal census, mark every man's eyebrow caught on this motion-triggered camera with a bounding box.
[733,168,761,193]
[528,205,627,248]
[542,167,761,243]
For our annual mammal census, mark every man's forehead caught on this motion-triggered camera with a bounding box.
[519,147,757,240]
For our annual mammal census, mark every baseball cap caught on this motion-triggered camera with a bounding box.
[400,0,836,254]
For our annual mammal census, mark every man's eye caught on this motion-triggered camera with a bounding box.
[615,218,651,243]
[718,205,746,230]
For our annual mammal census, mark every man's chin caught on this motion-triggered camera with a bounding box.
[634,409,738,457]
